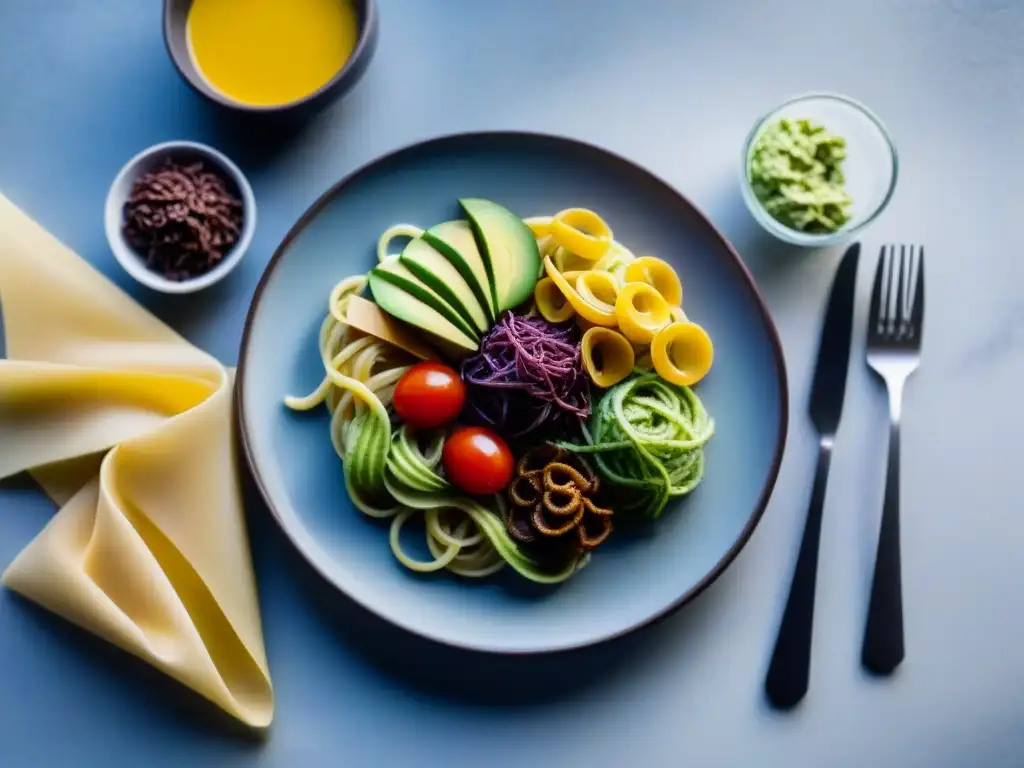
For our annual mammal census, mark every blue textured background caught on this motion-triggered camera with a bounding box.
[2,1,1023,766]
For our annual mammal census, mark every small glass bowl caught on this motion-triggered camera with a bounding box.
[739,92,898,247]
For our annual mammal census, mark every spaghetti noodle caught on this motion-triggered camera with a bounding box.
[285,225,585,581]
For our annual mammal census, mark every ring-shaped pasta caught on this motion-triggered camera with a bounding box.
[550,208,613,261]
[534,277,576,323]
[575,271,619,315]
[524,216,553,239]
[650,322,714,387]
[615,282,672,344]
[581,327,635,388]
[625,256,683,307]
[552,246,595,274]
[543,257,617,326]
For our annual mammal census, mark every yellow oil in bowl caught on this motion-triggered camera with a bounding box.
[187,0,359,108]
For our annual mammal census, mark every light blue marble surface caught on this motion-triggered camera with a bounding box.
[1,1,1022,765]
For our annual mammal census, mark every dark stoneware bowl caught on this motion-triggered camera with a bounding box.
[163,0,379,120]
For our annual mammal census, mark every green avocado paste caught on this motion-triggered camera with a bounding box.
[748,117,852,234]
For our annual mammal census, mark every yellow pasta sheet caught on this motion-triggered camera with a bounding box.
[0,194,273,728]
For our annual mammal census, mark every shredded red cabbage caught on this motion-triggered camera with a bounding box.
[461,312,591,439]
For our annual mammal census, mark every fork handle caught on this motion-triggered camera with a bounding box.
[862,383,905,675]
[765,439,832,709]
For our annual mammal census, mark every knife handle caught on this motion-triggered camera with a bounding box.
[862,415,905,675]
[765,439,833,710]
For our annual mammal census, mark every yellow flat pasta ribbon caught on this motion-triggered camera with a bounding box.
[543,257,617,326]
[0,195,273,729]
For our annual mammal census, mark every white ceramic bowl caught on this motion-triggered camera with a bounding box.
[740,92,898,247]
[105,140,256,293]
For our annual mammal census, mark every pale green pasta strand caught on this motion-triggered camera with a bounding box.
[562,373,714,519]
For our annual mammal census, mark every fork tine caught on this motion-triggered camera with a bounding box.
[885,246,899,335]
[869,245,888,337]
[895,245,910,334]
[902,247,917,324]
[910,247,925,335]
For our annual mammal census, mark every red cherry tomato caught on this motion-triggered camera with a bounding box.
[443,427,514,496]
[392,362,466,428]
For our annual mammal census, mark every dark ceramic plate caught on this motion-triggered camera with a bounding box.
[238,132,788,653]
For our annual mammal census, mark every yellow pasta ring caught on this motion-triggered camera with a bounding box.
[670,305,688,323]
[543,257,617,326]
[552,246,594,274]
[555,269,586,279]
[534,277,576,323]
[581,327,635,388]
[615,282,672,344]
[575,271,619,315]
[625,256,683,307]
[550,208,613,261]
[524,216,553,239]
[651,322,714,387]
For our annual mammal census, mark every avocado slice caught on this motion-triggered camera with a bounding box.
[421,220,496,324]
[400,236,490,335]
[368,270,479,357]
[371,257,480,342]
[458,198,541,313]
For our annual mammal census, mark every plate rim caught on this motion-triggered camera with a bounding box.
[236,129,790,654]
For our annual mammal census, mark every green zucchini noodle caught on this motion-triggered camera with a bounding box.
[365,425,507,578]
[562,372,714,520]
[284,224,582,582]
[381,427,581,583]
[282,220,606,584]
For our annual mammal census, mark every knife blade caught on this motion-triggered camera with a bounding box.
[809,242,861,437]
[765,242,860,710]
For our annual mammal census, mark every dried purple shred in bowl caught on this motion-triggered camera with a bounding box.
[460,312,591,439]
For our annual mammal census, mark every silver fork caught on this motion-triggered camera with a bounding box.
[862,244,925,675]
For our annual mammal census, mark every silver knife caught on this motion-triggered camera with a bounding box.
[765,242,860,709]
